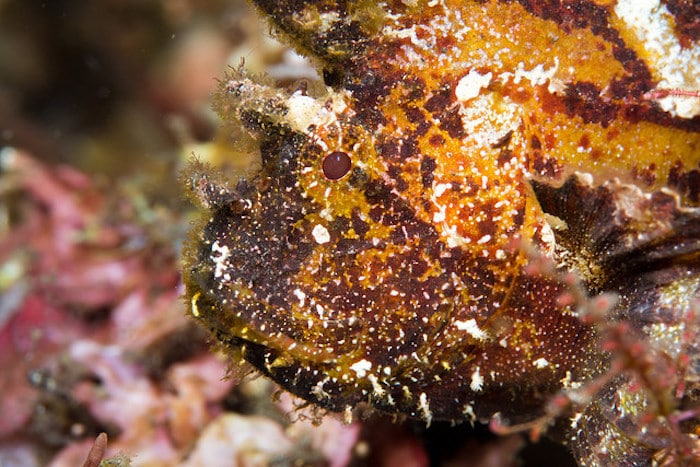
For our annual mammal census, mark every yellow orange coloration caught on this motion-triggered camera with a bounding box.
[182,1,700,464]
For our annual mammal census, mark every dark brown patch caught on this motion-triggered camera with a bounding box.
[537,86,568,115]
[532,152,561,179]
[402,104,432,137]
[623,101,700,132]
[379,138,401,160]
[323,67,345,87]
[400,136,419,160]
[477,200,500,237]
[498,148,514,167]
[492,130,514,149]
[425,85,454,113]
[606,128,619,141]
[668,160,700,203]
[404,105,426,124]
[438,106,466,139]
[435,34,456,51]
[396,176,409,192]
[536,79,700,131]
[632,163,657,187]
[420,156,437,188]
[191,185,319,341]
[345,63,394,127]
[578,134,591,149]
[415,118,432,137]
[351,208,370,238]
[365,179,393,206]
[563,82,618,128]
[400,76,427,101]
[387,164,402,180]
[662,0,700,46]
[607,49,653,100]
[529,131,561,178]
[429,133,446,146]
[369,205,383,223]
[388,164,410,192]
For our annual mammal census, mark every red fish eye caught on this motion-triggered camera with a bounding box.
[322,151,352,180]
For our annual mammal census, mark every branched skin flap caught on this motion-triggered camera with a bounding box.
[183,1,700,464]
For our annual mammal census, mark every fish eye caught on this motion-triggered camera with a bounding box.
[322,151,352,180]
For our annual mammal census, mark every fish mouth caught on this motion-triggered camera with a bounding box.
[188,282,340,372]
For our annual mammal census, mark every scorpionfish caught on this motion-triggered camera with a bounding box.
[183,0,700,464]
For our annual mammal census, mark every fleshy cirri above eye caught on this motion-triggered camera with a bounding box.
[322,151,352,180]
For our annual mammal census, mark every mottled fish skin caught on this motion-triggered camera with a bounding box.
[182,1,700,464]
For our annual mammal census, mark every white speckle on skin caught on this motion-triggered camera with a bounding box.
[368,374,386,397]
[350,359,372,378]
[454,318,489,341]
[315,11,342,34]
[570,412,583,429]
[319,208,334,221]
[433,182,452,198]
[539,221,557,255]
[456,70,492,102]
[508,58,560,89]
[432,209,446,223]
[533,358,550,369]
[190,292,201,317]
[462,403,476,424]
[470,367,484,391]
[311,380,331,400]
[477,234,491,244]
[211,241,231,279]
[418,392,433,426]
[293,289,306,307]
[312,224,331,244]
[286,92,325,131]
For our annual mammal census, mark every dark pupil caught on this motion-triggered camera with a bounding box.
[322,151,352,180]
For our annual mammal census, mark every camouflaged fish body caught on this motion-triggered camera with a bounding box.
[183,1,700,464]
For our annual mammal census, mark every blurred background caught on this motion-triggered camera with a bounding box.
[0,1,575,465]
